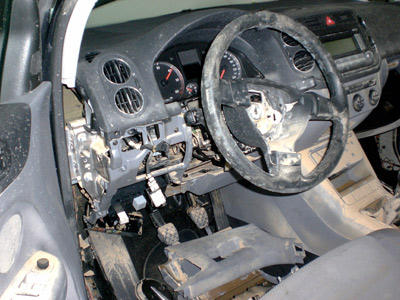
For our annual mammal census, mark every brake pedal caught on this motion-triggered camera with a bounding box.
[188,206,213,235]
[157,223,179,245]
[188,206,209,229]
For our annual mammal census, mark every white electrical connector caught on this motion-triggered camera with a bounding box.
[146,174,166,207]
[132,195,147,211]
[117,211,130,225]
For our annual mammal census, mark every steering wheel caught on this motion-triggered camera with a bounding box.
[201,11,349,193]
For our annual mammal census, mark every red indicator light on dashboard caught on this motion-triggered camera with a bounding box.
[326,16,335,26]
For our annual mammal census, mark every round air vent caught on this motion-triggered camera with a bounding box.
[292,50,315,72]
[103,59,131,84]
[115,87,143,115]
[281,33,300,47]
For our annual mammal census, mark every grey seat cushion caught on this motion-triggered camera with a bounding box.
[262,229,400,300]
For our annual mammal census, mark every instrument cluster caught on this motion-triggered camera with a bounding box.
[153,44,250,103]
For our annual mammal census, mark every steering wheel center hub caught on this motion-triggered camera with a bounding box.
[247,91,283,135]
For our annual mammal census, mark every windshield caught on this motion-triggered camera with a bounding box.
[86,0,275,28]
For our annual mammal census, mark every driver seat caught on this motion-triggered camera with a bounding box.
[262,229,400,300]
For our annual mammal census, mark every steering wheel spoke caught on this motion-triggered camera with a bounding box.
[244,77,304,99]
[219,79,251,108]
[309,93,336,121]
[267,151,302,177]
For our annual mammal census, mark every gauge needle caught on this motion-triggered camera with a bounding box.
[165,68,173,80]
[220,69,226,79]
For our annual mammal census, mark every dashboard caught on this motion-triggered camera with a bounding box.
[153,33,320,104]
[71,1,400,222]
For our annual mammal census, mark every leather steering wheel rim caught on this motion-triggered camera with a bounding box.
[201,11,349,193]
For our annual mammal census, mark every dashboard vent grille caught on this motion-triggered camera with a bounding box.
[103,59,131,84]
[299,17,322,30]
[293,50,315,72]
[281,33,299,47]
[115,87,143,114]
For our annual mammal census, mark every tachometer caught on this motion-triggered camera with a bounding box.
[154,61,185,101]
[220,51,242,80]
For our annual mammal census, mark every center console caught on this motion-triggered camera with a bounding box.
[298,10,379,73]
[298,10,387,128]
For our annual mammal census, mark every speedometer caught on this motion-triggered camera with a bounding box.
[220,51,242,80]
[154,61,185,102]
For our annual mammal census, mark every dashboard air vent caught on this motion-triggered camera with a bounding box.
[299,17,322,31]
[103,59,131,84]
[281,33,299,47]
[115,87,143,115]
[293,50,315,72]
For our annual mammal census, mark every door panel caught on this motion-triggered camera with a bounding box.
[0,82,86,299]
